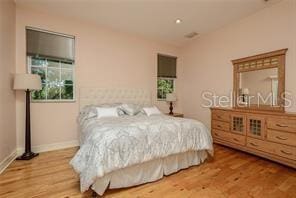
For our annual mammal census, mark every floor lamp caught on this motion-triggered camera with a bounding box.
[14,73,41,160]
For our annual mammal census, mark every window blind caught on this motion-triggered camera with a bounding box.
[157,54,177,78]
[26,28,75,62]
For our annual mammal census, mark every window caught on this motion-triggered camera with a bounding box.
[28,57,74,101]
[157,78,174,100]
[157,54,177,100]
[26,27,75,102]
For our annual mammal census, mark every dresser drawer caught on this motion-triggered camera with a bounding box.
[267,118,296,133]
[267,130,296,147]
[212,120,229,131]
[213,129,245,146]
[247,138,296,160]
[212,110,230,122]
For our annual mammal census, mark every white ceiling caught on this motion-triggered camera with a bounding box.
[15,0,281,47]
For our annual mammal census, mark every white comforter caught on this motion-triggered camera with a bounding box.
[70,115,213,192]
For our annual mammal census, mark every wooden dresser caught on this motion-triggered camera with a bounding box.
[211,107,296,168]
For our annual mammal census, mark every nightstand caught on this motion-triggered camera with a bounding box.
[165,113,184,118]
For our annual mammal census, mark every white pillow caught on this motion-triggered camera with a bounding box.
[120,103,142,116]
[143,106,162,116]
[96,107,119,118]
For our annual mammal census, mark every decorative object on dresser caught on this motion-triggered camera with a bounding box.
[165,113,184,118]
[211,107,296,168]
[13,73,41,160]
[166,93,177,114]
[211,48,295,168]
[241,88,249,104]
[233,48,287,111]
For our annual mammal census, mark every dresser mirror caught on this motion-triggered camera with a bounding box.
[232,49,287,111]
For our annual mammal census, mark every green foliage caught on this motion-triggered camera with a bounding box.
[157,79,174,99]
[31,85,46,100]
[30,57,74,101]
[61,81,73,99]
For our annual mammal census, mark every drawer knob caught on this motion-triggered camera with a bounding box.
[217,125,222,128]
[214,133,219,136]
[233,138,239,142]
[280,150,292,155]
[250,142,258,147]
[217,116,222,119]
[276,124,288,128]
[276,136,288,141]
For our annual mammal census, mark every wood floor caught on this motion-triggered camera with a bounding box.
[0,144,295,198]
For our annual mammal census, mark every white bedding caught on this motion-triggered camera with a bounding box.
[70,114,213,192]
[92,150,208,195]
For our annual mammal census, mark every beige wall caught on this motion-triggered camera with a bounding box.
[10,0,296,151]
[15,6,181,148]
[0,0,16,162]
[180,0,296,128]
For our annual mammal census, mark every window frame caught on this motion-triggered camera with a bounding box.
[27,56,76,103]
[157,77,176,101]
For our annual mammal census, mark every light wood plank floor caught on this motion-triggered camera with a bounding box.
[0,144,295,198]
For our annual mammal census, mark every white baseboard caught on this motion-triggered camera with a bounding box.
[0,149,17,174]
[17,140,79,156]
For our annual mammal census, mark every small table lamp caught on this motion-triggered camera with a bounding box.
[166,93,177,115]
[242,88,249,103]
[14,74,41,160]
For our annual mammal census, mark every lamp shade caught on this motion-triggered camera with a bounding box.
[13,73,42,91]
[166,93,177,102]
[242,88,249,95]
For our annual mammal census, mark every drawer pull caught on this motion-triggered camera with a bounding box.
[276,136,288,141]
[276,124,288,128]
[250,142,258,147]
[214,133,219,136]
[217,125,222,128]
[280,150,292,155]
[217,116,222,119]
[233,138,239,142]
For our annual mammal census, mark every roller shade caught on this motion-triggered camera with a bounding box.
[157,54,177,78]
[26,28,75,62]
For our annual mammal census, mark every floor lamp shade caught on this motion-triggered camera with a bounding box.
[13,73,41,160]
[13,74,41,91]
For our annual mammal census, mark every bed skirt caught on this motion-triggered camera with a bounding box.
[91,150,208,195]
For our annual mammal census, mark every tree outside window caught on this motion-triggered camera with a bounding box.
[28,57,74,101]
[157,78,174,100]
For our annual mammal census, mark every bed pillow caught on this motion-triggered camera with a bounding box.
[120,103,142,116]
[79,105,97,120]
[143,106,162,116]
[96,107,119,118]
[80,104,124,119]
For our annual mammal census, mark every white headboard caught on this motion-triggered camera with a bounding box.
[79,88,151,110]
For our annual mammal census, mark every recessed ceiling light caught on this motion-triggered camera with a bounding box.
[175,19,182,24]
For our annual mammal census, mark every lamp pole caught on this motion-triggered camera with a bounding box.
[16,89,39,160]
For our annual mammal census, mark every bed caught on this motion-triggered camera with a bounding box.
[70,88,213,196]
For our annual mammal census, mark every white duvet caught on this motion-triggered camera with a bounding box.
[70,114,213,192]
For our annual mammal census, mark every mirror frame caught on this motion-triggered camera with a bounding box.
[232,49,288,112]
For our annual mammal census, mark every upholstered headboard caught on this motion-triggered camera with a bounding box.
[79,88,151,110]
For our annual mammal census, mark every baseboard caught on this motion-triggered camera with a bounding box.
[0,149,17,174]
[17,140,79,156]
